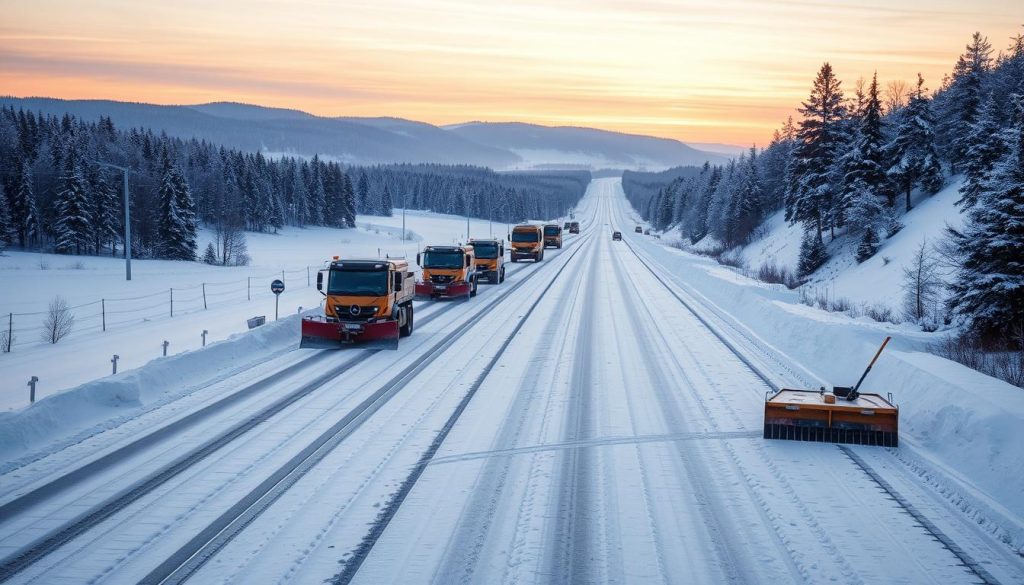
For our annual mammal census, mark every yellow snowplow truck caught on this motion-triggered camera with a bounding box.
[300,257,415,350]
[416,244,479,299]
[510,224,544,262]
[469,238,506,284]
[543,224,563,248]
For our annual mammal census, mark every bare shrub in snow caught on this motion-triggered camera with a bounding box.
[37,257,50,270]
[41,296,74,344]
[864,303,900,324]
[934,328,1024,389]
[756,261,800,289]
[67,260,85,270]
[717,249,746,270]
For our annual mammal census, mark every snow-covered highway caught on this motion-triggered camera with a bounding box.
[0,179,1021,584]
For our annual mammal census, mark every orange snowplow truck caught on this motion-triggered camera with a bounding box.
[469,238,506,284]
[510,224,544,262]
[300,258,415,350]
[415,244,479,299]
[543,224,563,249]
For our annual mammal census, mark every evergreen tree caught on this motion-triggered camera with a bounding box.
[341,171,357,227]
[0,182,12,250]
[10,158,39,248]
[797,226,828,277]
[942,32,994,169]
[948,94,1024,336]
[887,74,944,211]
[856,227,879,262]
[380,183,394,216]
[53,148,92,255]
[840,72,889,224]
[959,93,1007,209]
[156,155,197,260]
[790,63,845,240]
[202,242,218,265]
[357,170,370,214]
[88,165,120,256]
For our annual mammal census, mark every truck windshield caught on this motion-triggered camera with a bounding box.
[471,243,499,258]
[512,231,539,242]
[328,270,388,296]
[422,251,464,268]
[544,226,560,236]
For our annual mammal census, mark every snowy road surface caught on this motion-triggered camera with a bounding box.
[0,178,1022,584]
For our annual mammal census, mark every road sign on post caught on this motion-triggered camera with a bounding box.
[271,279,285,320]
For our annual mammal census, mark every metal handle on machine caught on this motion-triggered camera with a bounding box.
[848,336,891,400]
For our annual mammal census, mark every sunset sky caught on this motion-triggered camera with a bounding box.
[2,0,1021,146]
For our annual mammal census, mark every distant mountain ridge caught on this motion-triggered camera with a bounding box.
[0,97,729,170]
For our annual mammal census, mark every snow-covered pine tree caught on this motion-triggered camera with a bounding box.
[356,171,370,214]
[10,158,39,248]
[341,170,356,227]
[855,227,879,263]
[797,226,828,277]
[840,72,889,226]
[156,155,197,260]
[790,63,845,241]
[307,156,326,225]
[53,147,93,255]
[940,32,994,170]
[172,162,198,259]
[202,242,218,265]
[0,182,12,251]
[88,165,120,256]
[380,183,394,217]
[887,74,944,211]
[291,163,309,226]
[959,93,1007,209]
[948,94,1024,336]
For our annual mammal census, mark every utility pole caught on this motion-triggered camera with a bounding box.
[95,161,132,281]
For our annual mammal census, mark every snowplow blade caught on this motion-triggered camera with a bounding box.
[415,282,471,299]
[764,389,898,447]
[300,317,400,350]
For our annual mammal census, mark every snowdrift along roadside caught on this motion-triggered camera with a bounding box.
[635,236,1024,542]
[0,313,301,466]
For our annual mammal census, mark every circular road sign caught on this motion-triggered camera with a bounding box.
[271,279,285,295]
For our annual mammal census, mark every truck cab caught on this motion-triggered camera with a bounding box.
[415,245,479,299]
[300,257,416,349]
[543,224,563,249]
[510,225,544,262]
[568,221,580,234]
[468,238,505,284]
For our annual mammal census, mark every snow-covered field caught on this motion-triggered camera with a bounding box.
[0,210,539,410]
[0,178,1021,584]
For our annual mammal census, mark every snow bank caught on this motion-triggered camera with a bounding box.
[637,240,1024,534]
[0,313,300,465]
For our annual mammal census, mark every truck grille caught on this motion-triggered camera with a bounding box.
[430,274,454,284]
[334,305,378,321]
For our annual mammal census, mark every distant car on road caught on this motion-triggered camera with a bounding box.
[635,226,643,233]
[612,231,622,241]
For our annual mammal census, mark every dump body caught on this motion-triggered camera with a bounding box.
[764,389,899,447]
[416,245,478,299]
[301,258,415,350]
[510,225,544,262]
[543,224,563,249]
[469,238,505,284]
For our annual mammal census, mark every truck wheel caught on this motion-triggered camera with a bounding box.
[511,256,518,263]
[470,277,478,297]
[490,271,499,284]
[500,267,505,283]
[399,303,414,337]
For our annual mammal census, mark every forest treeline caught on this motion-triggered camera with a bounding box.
[0,109,588,265]
[623,31,1024,339]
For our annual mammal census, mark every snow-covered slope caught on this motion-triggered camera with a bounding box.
[740,179,967,312]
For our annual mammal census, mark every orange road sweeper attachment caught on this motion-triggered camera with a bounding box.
[764,337,898,447]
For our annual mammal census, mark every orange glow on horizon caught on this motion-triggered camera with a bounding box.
[2,0,1021,146]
